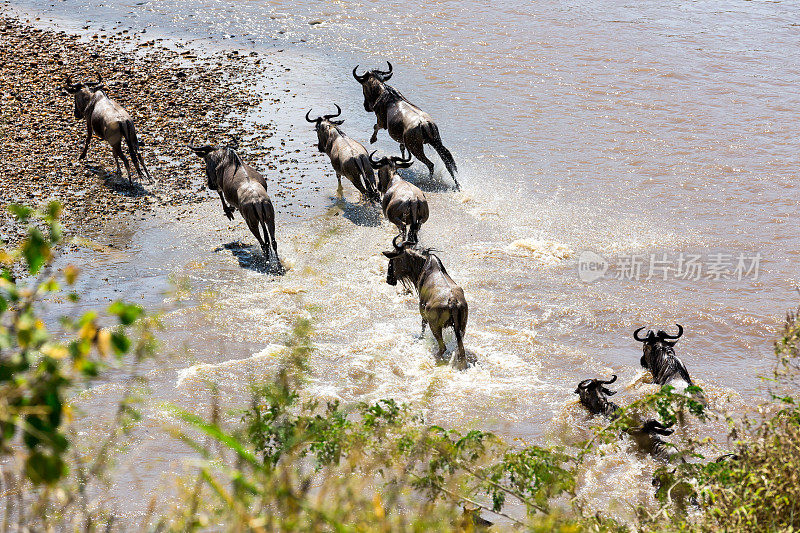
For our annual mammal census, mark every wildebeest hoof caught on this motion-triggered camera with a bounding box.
[370,134,378,143]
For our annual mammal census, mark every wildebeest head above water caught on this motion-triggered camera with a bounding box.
[627,420,675,461]
[574,374,620,419]
[352,61,394,112]
[305,104,345,152]
[368,150,414,193]
[63,74,105,119]
[633,324,693,386]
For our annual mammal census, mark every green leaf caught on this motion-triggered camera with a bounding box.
[25,452,67,485]
[108,301,143,326]
[8,204,32,221]
[110,331,131,355]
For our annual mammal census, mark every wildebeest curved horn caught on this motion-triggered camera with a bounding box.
[369,150,386,168]
[64,75,82,93]
[377,61,393,80]
[600,374,617,385]
[660,323,683,340]
[187,139,214,154]
[323,104,342,120]
[576,379,593,390]
[391,151,414,168]
[391,234,403,250]
[352,65,368,83]
[305,109,322,123]
[633,327,649,342]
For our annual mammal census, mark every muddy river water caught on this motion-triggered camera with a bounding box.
[7,0,800,521]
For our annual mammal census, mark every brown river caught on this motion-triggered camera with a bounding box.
[7,0,800,523]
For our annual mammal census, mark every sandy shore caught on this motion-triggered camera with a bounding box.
[0,14,278,246]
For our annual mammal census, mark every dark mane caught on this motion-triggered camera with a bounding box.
[377,83,418,108]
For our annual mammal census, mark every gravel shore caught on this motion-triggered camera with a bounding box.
[0,14,278,246]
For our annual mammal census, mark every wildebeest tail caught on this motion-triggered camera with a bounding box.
[450,300,468,341]
[259,198,277,256]
[356,155,380,202]
[121,119,152,181]
[421,121,459,187]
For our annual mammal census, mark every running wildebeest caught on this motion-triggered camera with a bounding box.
[64,74,152,184]
[383,238,469,369]
[353,61,460,190]
[369,151,429,243]
[574,374,620,419]
[306,105,379,202]
[628,420,675,461]
[633,324,693,386]
[188,141,278,260]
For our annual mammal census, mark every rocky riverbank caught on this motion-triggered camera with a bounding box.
[0,14,278,246]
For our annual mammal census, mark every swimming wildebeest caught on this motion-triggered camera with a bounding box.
[633,324,693,386]
[574,374,620,419]
[368,150,429,243]
[353,62,460,190]
[306,105,379,202]
[64,74,152,184]
[628,420,675,461]
[188,142,278,260]
[383,238,469,369]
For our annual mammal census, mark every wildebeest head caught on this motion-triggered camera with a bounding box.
[188,140,242,191]
[382,236,442,291]
[63,74,104,119]
[305,105,344,152]
[633,324,693,385]
[628,420,674,459]
[574,374,619,418]
[368,150,413,193]
[352,61,393,111]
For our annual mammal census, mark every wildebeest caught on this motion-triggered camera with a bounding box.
[188,142,277,260]
[353,62,460,190]
[64,74,152,184]
[574,374,620,419]
[368,151,429,243]
[306,105,379,202]
[633,324,693,386]
[383,238,469,369]
[628,420,675,461]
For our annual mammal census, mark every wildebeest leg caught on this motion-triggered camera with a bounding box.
[245,218,268,255]
[335,173,343,197]
[405,138,435,177]
[453,324,467,370]
[370,123,380,144]
[79,121,92,160]
[430,323,446,361]
[112,143,133,184]
[420,318,427,339]
[217,191,234,221]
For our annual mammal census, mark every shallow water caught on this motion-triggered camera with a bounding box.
[8,0,800,522]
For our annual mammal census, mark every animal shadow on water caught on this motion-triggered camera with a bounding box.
[397,166,455,193]
[218,241,285,275]
[329,194,382,227]
[85,163,149,197]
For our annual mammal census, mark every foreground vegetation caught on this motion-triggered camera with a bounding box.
[1,204,798,531]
